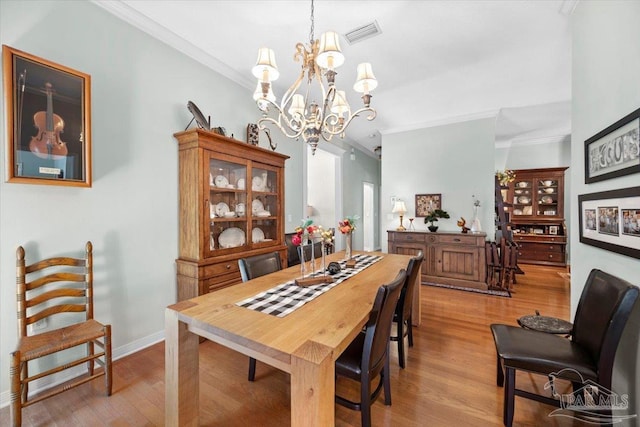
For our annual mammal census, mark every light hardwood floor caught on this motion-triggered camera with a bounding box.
[1,264,592,426]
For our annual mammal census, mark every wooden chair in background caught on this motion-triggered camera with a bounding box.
[10,242,112,426]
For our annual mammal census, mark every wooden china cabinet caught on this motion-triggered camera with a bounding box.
[174,129,288,301]
[507,167,568,267]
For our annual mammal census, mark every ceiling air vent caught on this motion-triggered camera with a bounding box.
[344,21,382,45]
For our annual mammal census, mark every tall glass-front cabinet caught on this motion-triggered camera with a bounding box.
[174,129,288,301]
[507,167,568,266]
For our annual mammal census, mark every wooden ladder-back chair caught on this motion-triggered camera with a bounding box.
[10,242,112,426]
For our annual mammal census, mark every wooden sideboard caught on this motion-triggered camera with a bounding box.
[388,230,487,290]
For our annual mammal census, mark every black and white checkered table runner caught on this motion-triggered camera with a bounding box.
[236,254,383,317]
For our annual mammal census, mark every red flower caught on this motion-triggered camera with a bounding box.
[291,234,302,246]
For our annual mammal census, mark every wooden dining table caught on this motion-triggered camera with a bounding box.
[165,251,413,426]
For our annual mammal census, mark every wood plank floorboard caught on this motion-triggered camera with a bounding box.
[1,264,592,426]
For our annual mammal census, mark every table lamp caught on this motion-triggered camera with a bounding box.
[392,200,408,231]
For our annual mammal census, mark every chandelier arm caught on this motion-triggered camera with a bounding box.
[258,115,305,140]
[256,98,305,139]
[319,107,377,139]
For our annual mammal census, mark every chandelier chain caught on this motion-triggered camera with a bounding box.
[309,0,315,45]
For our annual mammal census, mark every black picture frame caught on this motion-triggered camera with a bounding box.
[584,108,640,184]
[578,186,640,259]
[3,45,91,187]
[415,194,441,217]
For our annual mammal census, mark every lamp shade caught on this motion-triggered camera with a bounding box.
[288,94,306,116]
[353,62,378,94]
[252,48,280,82]
[392,200,407,215]
[330,90,350,116]
[316,31,345,70]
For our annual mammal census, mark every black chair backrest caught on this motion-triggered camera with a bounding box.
[298,242,323,262]
[363,269,407,374]
[238,251,282,282]
[398,251,424,319]
[572,269,639,384]
[284,233,299,267]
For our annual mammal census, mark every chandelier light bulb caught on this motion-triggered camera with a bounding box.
[331,90,350,117]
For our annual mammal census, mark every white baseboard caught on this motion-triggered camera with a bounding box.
[0,330,165,409]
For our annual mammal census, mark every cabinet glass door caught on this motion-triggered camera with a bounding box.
[250,165,278,246]
[208,157,248,254]
[512,178,533,216]
[536,178,558,217]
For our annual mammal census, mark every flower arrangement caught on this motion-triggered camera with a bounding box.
[496,169,516,186]
[472,195,481,208]
[291,219,319,246]
[339,215,359,234]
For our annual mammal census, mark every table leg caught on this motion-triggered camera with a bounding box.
[290,341,334,427]
[165,307,199,426]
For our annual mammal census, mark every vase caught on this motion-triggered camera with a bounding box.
[299,243,307,278]
[470,205,481,233]
[428,225,438,232]
[345,232,352,259]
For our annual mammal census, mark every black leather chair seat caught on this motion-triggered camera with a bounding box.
[491,325,597,381]
[335,332,366,380]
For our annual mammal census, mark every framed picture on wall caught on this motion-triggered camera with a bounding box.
[584,107,640,184]
[578,186,640,259]
[2,45,92,187]
[415,194,441,217]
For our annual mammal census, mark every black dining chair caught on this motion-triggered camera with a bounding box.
[238,251,282,381]
[335,269,407,427]
[390,251,423,368]
[491,269,639,426]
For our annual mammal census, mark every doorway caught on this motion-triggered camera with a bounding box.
[306,146,343,249]
[363,182,375,251]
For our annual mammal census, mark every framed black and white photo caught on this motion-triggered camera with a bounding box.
[584,108,640,184]
[579,186,640,259]
[3,45,92,187]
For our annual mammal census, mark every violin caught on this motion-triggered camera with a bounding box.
[29,82,67,158]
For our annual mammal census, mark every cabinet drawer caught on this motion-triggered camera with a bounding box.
[518,251,566,263]
[204,272,242,293]
[518,242,565,253]
[431,234,480,245]
[514,234,566,243]
[202,261,240,278]
[391,232,426,243]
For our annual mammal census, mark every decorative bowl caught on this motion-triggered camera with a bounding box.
[542,180,553,186]
[517,182,528,188]
[543,188,554,193]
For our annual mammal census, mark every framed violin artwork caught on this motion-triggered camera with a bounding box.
[2,45,92,187]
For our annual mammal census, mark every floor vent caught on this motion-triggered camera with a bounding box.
[344,21,382,45]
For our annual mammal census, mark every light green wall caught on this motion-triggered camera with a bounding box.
[572,1,640,424]
[381,117,496,251]
[0,0,376,404]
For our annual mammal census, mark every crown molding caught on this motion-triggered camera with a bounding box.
[495,133,571,149]
[380,109,499,135]
[91,0,254,90]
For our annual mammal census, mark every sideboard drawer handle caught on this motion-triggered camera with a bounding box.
[226,264,231,269]
[453,238,461,242]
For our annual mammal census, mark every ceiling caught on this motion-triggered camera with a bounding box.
[95,0,574,155]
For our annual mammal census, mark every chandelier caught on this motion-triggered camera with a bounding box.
[251,0,378,155]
